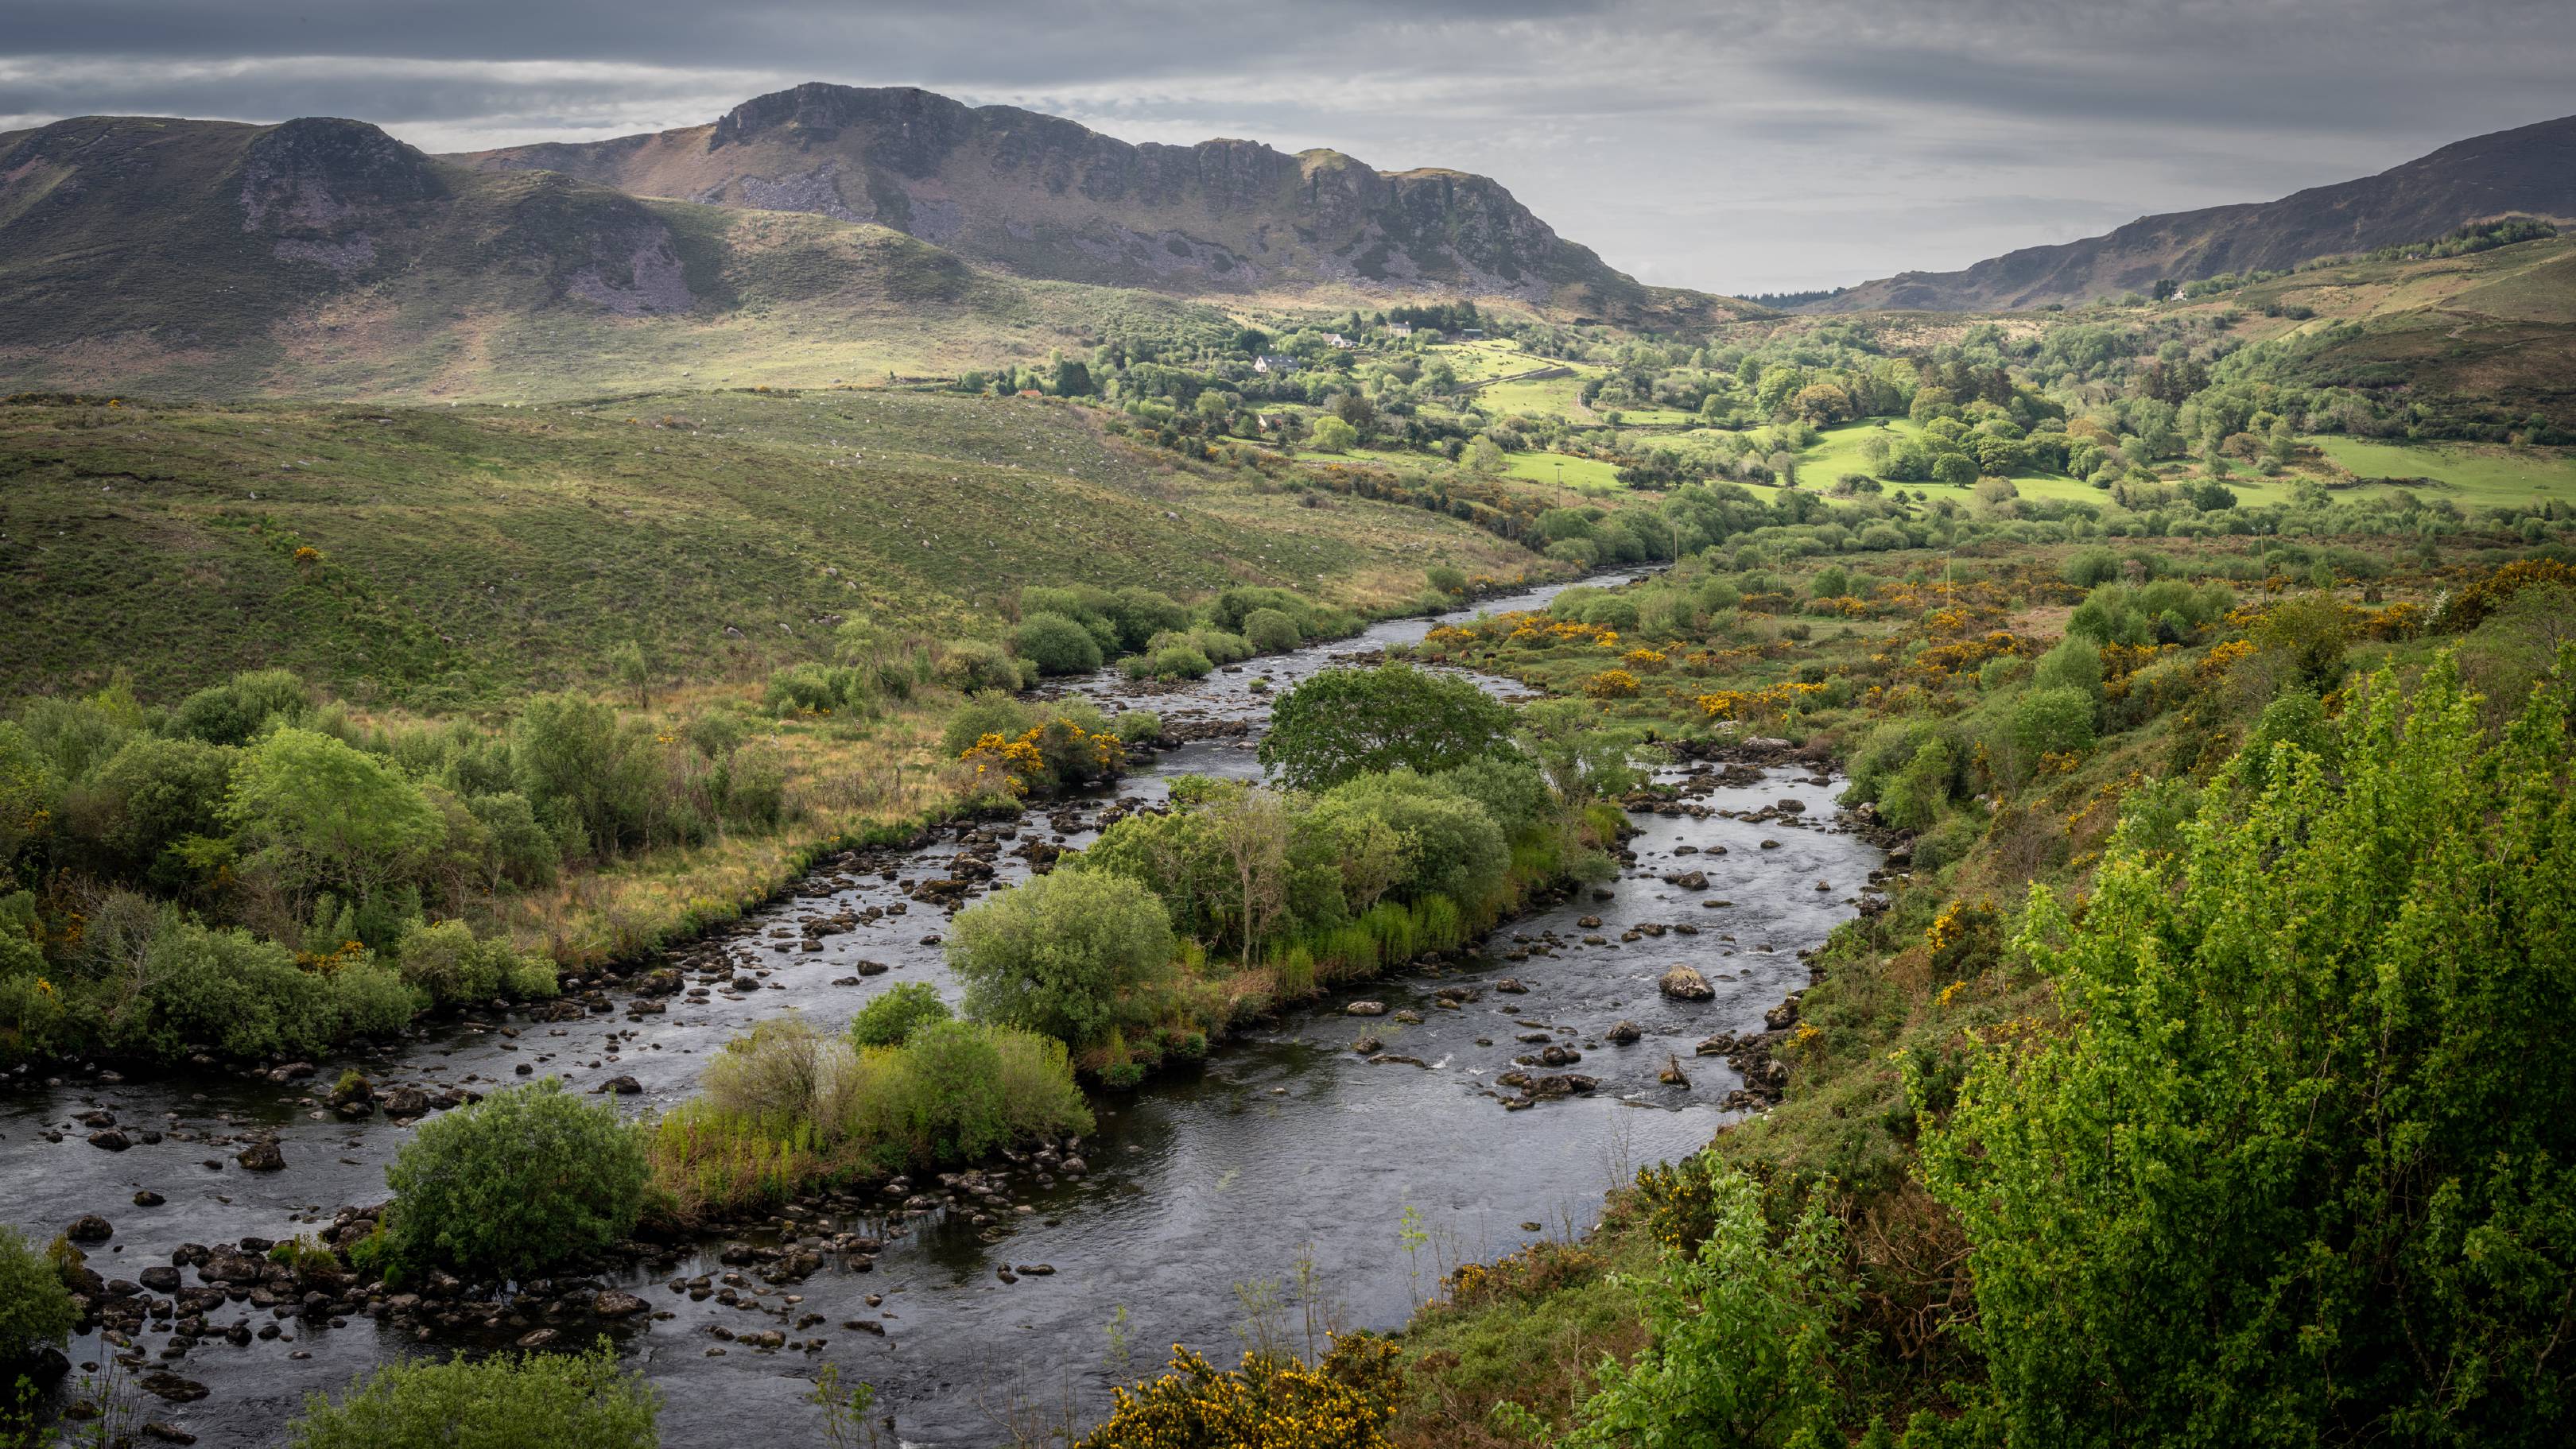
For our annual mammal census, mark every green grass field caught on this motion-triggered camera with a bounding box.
[2306,436,2576,506]
[0,389,1537,705]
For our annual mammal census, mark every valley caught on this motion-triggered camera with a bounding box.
[2,60,2574,1449]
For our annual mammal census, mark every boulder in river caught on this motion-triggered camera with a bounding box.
[1344,1001,1387,1017]
[235,1141,286,1172]
[596,1075,643,1095]
[87,1129,132,1152]
[65,1215,113,1244]
[140,1373,209,1403]
[1658,966,1716,1002]
[593,1290,649,1318]
[1605,1020,1641,1044]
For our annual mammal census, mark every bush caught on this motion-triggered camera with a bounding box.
[109,919,413,1064]
[1014,613,1104,676]
[379,1079,649,1283]
[0,1223,74,1366]
[848,982,951,1047]
[286,1339,658,1449]
[172,668,312,746]
[2008,686,2099,764]
[1241,607,1304,653]
[940,692,1037,758]
[394,919,537,1005]
[949,870,1173,1048]
[1075,1335,1403,1449]
[1111,711,1164,746]
[1152,645,1214,680]
[935,640,1025,693]
[2033,637,2105,699]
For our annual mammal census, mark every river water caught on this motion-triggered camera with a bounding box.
[0,573,1879,1446]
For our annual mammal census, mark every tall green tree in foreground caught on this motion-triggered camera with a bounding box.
[1923,652,2576,1446]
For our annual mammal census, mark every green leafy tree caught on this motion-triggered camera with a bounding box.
[1923,653,2576,1447]
[0,1223,75,1366]
[224,728,444,912]
[378,1079,649,1283]
[1516,697,1649,805]
[1259,665,1515,792]
[1564,1154,1855,1449]
[948,870,1173,1047]
[287,1339,658,1449]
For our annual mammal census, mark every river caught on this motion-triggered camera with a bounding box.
[0,572,1881,1446]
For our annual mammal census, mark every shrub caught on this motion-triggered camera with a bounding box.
[286,1339,658,1449]
[378,1079,649,1283]
[172,668,312,746]
[2008,686,2099,763]
[1319,772,1510,909]
[1241,607,1304,653]
[2033,637,2105,699]
[935,640,1025,693]
[108,919,371,1063]
[0,1224,74,1366]
[394,919,534,1005]
[1076,1335,1403,1449]
[1153,645,1214,680]
[949,870,1173,1048]
[1561,1155,1852,1449]
[940,692,1037,758]
[1924,658,2576,1445]
[1427,565,1469,596]
[848,982,951,1047]
[1014,613,1104,676]
[1111,711,1164,746]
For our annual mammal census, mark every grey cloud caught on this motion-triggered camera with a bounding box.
[4,0,2570,292]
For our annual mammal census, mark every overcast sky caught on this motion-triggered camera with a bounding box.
[6,1,2570,293]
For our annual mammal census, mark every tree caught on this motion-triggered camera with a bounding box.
[1563,1155,1854,1449]
[1258,665,1515,792]
[223,728,444,912]
[1208,787,1292,967]
[1924,654,2576,1446]
[948,870,1173,1047]
[1309,416,1360,453]
[378,1078,650,1283]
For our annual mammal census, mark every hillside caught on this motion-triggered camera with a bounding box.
[0,387,1542,705]
[0,113,1236,401]
[1809,114,2576,312]
[450,82,1749,329]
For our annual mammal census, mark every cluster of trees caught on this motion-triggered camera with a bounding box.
[0,668,825,1066]
[943,665,1636,1073]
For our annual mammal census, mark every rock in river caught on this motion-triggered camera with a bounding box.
[1345,1001,1387,1017]
[235,1141,286,1172]
[1658,966,1716,1002]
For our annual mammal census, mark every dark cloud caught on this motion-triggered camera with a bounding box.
[5,0,2570,293]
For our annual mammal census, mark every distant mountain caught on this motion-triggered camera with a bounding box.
[0,113,1229,400]
[1807,114,2576,313]
[449,82,1744,327]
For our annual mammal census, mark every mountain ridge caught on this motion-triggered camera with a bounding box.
[1806,113,2576,313]
[0,111,1234,401]
[448,81,1746,327]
